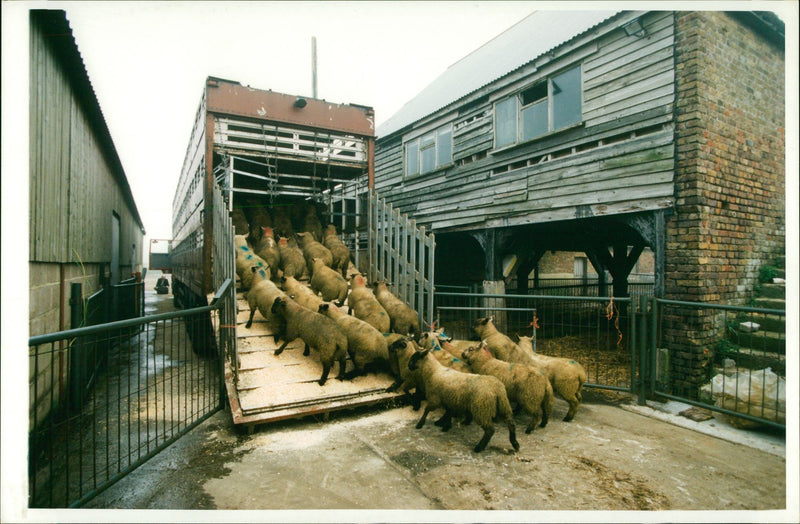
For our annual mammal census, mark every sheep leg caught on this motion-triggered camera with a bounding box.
[274,341,289,356]
[473,425,495,453]
[335,356,348,381]
[303,344,310,357]
[318,362,331,386]
[507,421,520,451]
[386,378,403,392]
[434,411,452,431]
[540,403,549,428]
[409,388,423,411]
[245,309,256,329]
[438,412,453,432]
[525,412,542,434]
[564,395,579,422]
[415,405,433,429]
[462,412,473,426]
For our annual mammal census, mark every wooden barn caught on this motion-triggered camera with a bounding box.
[374,10,786,305]
[29,10,146,423]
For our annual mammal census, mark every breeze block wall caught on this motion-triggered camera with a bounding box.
[665,11,785,397]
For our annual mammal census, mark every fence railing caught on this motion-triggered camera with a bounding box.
[506,276,655,298]
[431,290,786,430]
[369,192,436,329]
[28,279,231,508]
[642,297,786,429]
[432,291,634,393]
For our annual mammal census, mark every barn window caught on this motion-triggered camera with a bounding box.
[495,64,582,148]
[494,97,517,148]
[404,124,453,177]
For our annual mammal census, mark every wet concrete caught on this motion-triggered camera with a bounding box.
[84,390,789,516]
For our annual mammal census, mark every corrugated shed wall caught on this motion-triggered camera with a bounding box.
[29,10,143,267]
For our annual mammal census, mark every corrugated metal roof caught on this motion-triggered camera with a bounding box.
[377,10,620,138]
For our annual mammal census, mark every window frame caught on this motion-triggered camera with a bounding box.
[403,123,454,178]
[493,63,583,150]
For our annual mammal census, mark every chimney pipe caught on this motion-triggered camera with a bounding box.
[312,36,318,99]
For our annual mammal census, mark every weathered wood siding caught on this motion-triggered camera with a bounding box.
[29,11,144,267]
[375,11,675,232]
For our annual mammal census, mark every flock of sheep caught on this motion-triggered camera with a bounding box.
[233,202,587,453]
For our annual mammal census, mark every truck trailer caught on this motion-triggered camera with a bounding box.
[171,77,434,427]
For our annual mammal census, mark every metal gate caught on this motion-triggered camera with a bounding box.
[325,182,436,331]
[368,192,436,330]
[28,275,232,507]
[635,297,786,429]
[433,292,635,393]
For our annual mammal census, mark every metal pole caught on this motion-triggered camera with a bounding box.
[312,36,318,99]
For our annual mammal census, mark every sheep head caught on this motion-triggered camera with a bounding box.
[271,296,287,315]
[407,348,431,371]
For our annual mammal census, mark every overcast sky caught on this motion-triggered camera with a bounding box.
[21,0,546,258]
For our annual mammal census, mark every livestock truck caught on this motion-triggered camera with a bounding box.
[170,77,434,428]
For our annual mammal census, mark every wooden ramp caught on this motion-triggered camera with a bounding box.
[225,290,402,428]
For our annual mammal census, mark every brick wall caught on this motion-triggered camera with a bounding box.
[666,11,785,397]
[29,262,104,426]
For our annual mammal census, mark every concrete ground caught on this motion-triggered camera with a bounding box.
[73,387,794,521]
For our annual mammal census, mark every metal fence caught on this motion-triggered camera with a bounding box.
[507,276,655,298]
[431,290,786,430]
[28,280,231,508]
[213,180,239,390]
[433,291,635,393]
[642,297,786,429]
[369,192,436,329]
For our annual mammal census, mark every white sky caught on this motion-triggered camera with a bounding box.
[24,0,545,256]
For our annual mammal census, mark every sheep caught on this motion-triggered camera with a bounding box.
[232,209,249,236]
[416,330,473,374]
[244,267,287,342]
[517,335,587,422]
[253,226,281,277]
[318,302,390,378]
[404,341,519,453]
[302,205,324,241]
[386,336,425,410]
[297,231,333,273]
[347,274,391,333]
[461,343,553,433]
[271,296,348,386]
[310,258,348,306]
[418,329,475,360]
[472,316,535,364]
[277,236,306,280]
[236,251,269,291]
[373,281,420,338]
[271,206,294,238]
[322,224,352,277]
[247,207,272,242]
[281,275,324,312]
[234,234,250,251]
